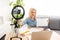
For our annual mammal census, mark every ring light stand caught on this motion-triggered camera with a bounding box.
[10,5,25,40]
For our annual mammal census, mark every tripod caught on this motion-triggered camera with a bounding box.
[10,21,22,40]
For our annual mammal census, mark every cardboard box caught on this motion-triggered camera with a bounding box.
[31,31,52,40]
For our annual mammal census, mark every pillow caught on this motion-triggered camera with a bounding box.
[36,17,49,28]
[49,17,60,30]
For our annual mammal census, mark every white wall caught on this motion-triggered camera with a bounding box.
[0,0,11,38]
[0,0,60,22]
[24,0,60,17]
[1,0,60,21]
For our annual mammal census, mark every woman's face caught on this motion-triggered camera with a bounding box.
[29,9,36,19]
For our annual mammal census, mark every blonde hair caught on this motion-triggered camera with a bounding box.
[29,8,36,13]
[29,8,36,18]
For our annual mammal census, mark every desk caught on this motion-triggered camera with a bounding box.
[5,28,60,40]
[5,28,44,40]
[50,31,60,40]
[18,28,44,40]
[18,31,60,40]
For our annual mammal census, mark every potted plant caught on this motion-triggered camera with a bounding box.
[9,0,25,27]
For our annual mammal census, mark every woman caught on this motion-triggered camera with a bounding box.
[22,8,37,27]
